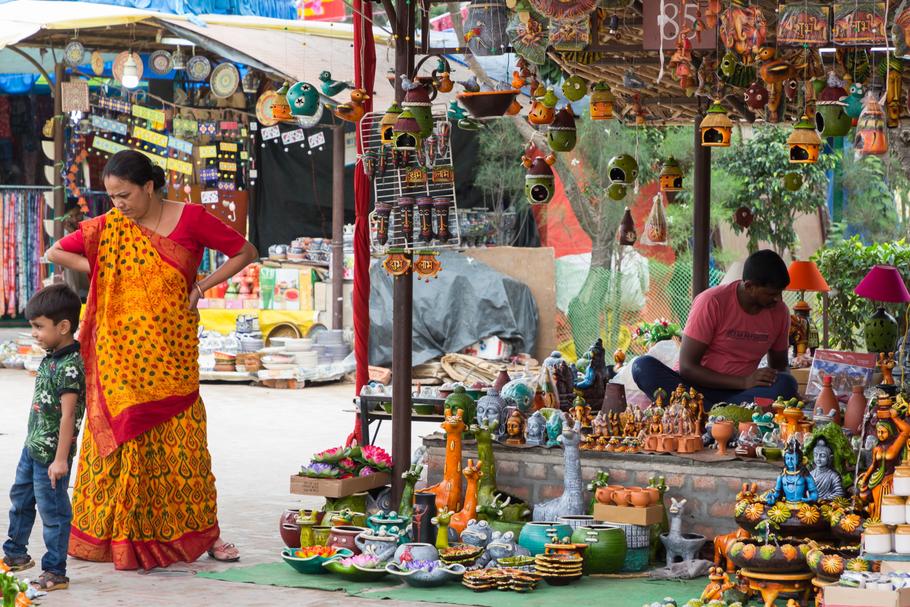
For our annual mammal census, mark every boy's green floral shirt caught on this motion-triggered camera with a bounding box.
[24,342,85,464]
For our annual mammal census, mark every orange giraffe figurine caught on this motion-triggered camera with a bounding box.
[450,459,483,536]
[417,408,465,513]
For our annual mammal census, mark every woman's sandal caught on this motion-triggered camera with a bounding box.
[31,571,69,592]
[207,542,240,563]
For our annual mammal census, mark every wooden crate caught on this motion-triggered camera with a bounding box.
[290,472,391,498]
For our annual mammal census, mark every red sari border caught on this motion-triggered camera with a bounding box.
[70,523,220,571]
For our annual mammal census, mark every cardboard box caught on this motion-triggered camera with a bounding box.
[593,503,664,526]
[825,585,910,607]
[314,280,353,328]
[290,472,391,498]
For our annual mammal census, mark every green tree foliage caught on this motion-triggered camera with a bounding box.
[838,154,904,243]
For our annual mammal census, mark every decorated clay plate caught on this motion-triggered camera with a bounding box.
[255,90,280,126]
[186,55,211,82]
[112,51,143,85]
[149,50,173,75]
[209,63,240,98]
[64,40,85,66]
[90,51,105,76]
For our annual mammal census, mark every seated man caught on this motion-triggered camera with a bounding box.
[632,249,799,407]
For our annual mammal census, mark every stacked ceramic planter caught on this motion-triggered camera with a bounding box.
[316,329,350,365]
[866,464,910,554]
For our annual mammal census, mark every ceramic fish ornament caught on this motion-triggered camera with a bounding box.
[334,89,370,123]
[319,70,353,97]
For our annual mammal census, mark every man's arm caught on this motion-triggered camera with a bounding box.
[48,394,76,489]
[678,335,778,391]
[766,349,789,372]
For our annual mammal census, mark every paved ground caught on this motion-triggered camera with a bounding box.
[0,369,445,606]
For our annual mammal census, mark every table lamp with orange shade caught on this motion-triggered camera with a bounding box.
[786,260,830,356]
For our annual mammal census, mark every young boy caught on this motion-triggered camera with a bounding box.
[3,284,84,592]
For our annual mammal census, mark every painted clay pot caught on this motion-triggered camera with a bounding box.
[573,525,627,574]
[738,421,758,436]
[313,525,332,546]
[392,542,439,564]
[629,490,650,508]
[727,539,809,573]
[595,487,613,505]
[280,508,302,548]
[612,489,630,507]
[806,544,863,582]
[557,515,595,531]
[711,420,735,456]
[518,521,573,555]
[355,530,399,563]
[547,107,577,152]
[814,376,841,424]
[644,487,661,505]
[327,525,367,554]
[844,385,868,435]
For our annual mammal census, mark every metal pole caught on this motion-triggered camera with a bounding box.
[390,0,416,506]
[53,63,65,279]
[331,125,345,330]
[692,112,711,297]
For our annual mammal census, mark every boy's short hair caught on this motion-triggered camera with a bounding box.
[25,284,81,330]
[742,249,790,290]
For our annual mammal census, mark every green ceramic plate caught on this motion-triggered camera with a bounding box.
[323,559,389,581]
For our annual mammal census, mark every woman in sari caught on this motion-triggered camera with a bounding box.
[46,150,258,570]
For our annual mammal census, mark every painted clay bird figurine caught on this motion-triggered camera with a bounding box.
[334,88,370,122]
[843,78,865,120]
[319,70,353,97]
[459,75,480,93]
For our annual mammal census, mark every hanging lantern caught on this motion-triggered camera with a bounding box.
[547,106,577,152]
[414,251,443,281]
[618,207,637,245]
[642,195,668,245]
[589,82,615,120]
[787,115,822,164]
[401,78,436,137]
[286,81,324,130]
[465,0,510,56]
[393,108,423,151]
[380,103,403,145]
[271,82,293,122]
[524,155,556,205]
[815,74,851,137]
[855,92,888,156]
[659,157,684,192]
[607,182,627,201]
[383,250,411,276]
[607,154,639,185]
[700,100,733,147]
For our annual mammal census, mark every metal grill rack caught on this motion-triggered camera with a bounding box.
[359,108,460,254]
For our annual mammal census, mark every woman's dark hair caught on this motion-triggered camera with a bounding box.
[102,149,166,190]
[25,284,81,330]
[742,249,790,290]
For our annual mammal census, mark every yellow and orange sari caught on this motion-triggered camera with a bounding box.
[69,209,219,570]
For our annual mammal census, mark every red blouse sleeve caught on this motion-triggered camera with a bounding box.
[57,229,86,255]
[186,204,247,257]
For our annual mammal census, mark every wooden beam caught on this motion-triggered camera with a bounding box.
[692,109,711,297]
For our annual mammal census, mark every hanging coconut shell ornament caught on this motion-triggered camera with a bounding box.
[607,182,628,201]
[744,80,769,111]
[528,88,558,125]
[734,207,754,228]
[524,154,557,205]
[783,172,803,192]
[618,207,637,245]
[589,82,615,120]
[855,92,888,156]
[700,100,732,147]
[607,154,639,185]
[659,157,684,192]
[787,115,822,164]
[380,103,403,145]
[547,106,577,152]
[561,74,587,102]
[815,74,851,137]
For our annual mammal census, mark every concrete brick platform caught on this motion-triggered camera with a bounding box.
[424,435,780,539]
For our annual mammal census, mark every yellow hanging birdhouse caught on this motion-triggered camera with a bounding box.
[787,115,821,164]
[700,100,732,147]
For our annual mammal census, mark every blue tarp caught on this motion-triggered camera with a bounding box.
[0,0,296,20]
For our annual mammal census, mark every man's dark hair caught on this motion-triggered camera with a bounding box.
[742,249,790,290]
[25,284,81,330]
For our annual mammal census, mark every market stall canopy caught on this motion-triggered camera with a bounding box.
[0,0,297,20]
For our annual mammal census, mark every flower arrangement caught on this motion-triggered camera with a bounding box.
[300,444,392,479]
[633,319,681,347]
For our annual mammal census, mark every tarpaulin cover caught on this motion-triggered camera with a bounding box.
[368,251,538,367]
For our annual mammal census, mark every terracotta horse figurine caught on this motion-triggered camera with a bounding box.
[714,482,756,571]
[450,459,483,537]
[417,408,465,513]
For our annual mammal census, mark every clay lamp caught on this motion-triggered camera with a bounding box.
[787,115,821,164]
[379,102,403,145]
[700,100,733,147]
[547,106,577,152]
[815,75,850,137]
[785,259,829,331]
[589,82,616,120]
[659,156,684,192]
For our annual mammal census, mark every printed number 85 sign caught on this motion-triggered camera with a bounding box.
[642,0,716,50]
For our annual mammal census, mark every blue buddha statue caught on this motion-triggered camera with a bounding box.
[766,439,819,505]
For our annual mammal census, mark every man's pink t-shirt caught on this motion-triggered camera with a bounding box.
[683,281,790,377]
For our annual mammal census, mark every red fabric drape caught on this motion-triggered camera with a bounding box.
[348,0,375,446]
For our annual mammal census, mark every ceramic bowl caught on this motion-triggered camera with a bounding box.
[457,90,520,118]
[281,547,353,574]
[385,561,466,587]
[323,558,390,582]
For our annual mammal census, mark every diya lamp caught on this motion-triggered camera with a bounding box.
[523,155,557,205]
[561,74,587,102]
[855,92,888,156]
[433,197,452,243]
[392,108,422,151]
[618,207,637,246]
[787,115,822,164]
[379,103,403,145]
[374,202,392,245]
[416,197,435,243]
[528,88,558,125]
[397,196,415,245]
[607,154,639,185]
[814,74,851,137]
[547,106,577,152]
[589,82,615,120]
[659,156,683,192]
[699,100,732,147]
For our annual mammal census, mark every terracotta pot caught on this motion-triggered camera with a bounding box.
[626,486,642,492]
[644,487,660,505]
[327,525,367,554]
[844,385,867,435]
[595,486,614,505]
[815,375,841,424]
[738,421,757,436]
[612,489,630,507]
[629,490,650,508]
[711,420,735,456]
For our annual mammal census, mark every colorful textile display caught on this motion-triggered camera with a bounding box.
[0,189,46,315]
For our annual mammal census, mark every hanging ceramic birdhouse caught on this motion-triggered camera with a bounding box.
[814,76,851,137]
[380,103,403,145]
[589,82,615,120]
[618,207,637,246]
[287,81,324,126]
[783,172,803,192]
[787,115,822,164]
[561,74,587,102]
[528,88,558,125]
[401,75,436,137]
[734,206,754,229]
[525,155,556,205]
[547,107,577,152]
[659,157,684,192]
[465,0,511,56]
[272,82,293,121]
[393,108,423,151]
[607,154,639,185]
[855,92,888,156]
[700,100,733,147]
[606,182,627,201]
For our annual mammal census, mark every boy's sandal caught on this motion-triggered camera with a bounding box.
[207,543,240,563]
[2,555,34,572]
[30,572,68,592]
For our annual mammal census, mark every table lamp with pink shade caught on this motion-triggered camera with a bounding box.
[854,265,910,353]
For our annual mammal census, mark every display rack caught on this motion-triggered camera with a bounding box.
[358,108,461,254]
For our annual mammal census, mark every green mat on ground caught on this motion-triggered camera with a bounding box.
[197,562,707,606]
